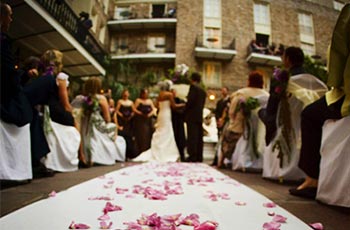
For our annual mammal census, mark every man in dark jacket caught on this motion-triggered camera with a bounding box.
[1,3,54,178]
[184,72,207,162]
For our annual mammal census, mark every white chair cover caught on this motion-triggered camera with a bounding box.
[262,74,328,181]
[316,116,350,207]
[0,121,32,180]
[73,95,126,165]
[88,124,126,165]
[43,106,80,172]
[231,94,268,171]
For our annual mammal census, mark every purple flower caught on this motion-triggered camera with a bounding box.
[276,70,289,82]
[274,86,283,94]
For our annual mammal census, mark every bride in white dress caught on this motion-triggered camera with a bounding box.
[133,80,185,162]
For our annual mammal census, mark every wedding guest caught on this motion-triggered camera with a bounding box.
[133,88,156,154]
[259,46,306,145]
[171,88,186,162]
[1,3,55,178]
[289,3,350,199]
[105,88,115,117]
[114,89,135,136]
[20,56,41,85]
[80,77,126,165]
[184,72,207,162]
[217,71,268,168]
[211,87,230,166]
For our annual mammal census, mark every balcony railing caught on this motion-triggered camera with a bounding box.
[110,43,175,62]
[246,43,283,66]
[35,0,107,66]
[195,35,237,61]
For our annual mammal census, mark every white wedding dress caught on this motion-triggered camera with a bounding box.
[132,100,180,162]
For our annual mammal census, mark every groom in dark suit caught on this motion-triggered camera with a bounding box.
[184,72,207,162]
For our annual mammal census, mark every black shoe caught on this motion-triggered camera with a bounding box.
[289,187,317,199]
[33,164,55,178]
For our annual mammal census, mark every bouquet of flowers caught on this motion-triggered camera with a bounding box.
[270,68,293,168]
[235,97,261,159]
[82,96,99,115]
[235,97,260,117]
[270,68,289,96]
[168,64,190,84]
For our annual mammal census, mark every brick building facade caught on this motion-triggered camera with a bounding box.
[108,0,345,103]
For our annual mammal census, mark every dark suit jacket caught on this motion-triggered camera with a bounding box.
[184,84,206,123]
[0,32,33,126]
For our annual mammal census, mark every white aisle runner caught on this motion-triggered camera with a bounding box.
[0,163,312,229]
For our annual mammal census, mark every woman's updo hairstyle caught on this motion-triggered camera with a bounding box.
[158,79,173,91]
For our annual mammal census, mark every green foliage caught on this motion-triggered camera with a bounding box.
[235,97,260,117]
[108,81,139,101]
[141,71,159,87]
[304,55,328,83]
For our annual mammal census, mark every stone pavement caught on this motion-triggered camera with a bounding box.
[1,145,349,230]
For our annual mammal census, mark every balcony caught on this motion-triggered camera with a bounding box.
[8,0,107,77]
[111,37,176,62]
[246,42,283,66]
[111,53,175,63]
[194,35,237,61]
[246,52,282,66]
[108,18,177,31]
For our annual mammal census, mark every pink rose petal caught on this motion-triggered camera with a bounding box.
[100,221,113,229]
[98,214,110,221]
[123,221,143,230]
[179,214,200,226]
[103,201,122,214]
[49,191,56,197]
[273,214,287,223]
[262,221,281,230]
[194,221,218,230]
[263,202,277,208]
[309,222,324,230]
[69,221,90,229]
[235,201,247,206]
[267,211,275,216]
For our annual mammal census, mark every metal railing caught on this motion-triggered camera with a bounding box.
[35,0,107,66]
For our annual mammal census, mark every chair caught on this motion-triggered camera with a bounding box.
[262,96,306,181]
[0,121,32,180]
[316,116,350,207]
[231,94,268,172]
[43,106,80,172]
[262,74,328,181]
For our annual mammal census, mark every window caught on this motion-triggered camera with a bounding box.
[204,0,221,18]
[298,13,315,56]
[114,6,130,20]
[147,34,166,53]
[300,43,315,56]
[203,0,221,49]
[333,1,345,11]
[204,27,221,48]
[254,2,271,36]
[152,4,166,18]
[110,36,128,54]
[203,62,221,87]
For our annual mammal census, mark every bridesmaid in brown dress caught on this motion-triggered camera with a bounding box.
[133,88,156,154]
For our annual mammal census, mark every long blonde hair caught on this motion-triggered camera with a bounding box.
[41,49,63,75]
[83,77,102,96]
